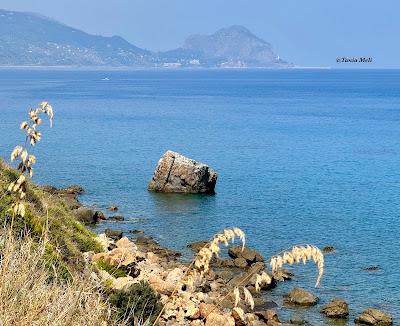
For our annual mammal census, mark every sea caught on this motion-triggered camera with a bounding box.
[0,68,399,325]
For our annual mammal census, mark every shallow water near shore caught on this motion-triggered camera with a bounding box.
[0,68,399,324]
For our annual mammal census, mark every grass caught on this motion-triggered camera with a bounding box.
[0,159,102,274]
[0,232,111,326]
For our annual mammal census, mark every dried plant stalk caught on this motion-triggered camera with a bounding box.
[7,102,53,218]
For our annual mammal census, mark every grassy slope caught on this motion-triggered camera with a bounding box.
[0,159,102,278]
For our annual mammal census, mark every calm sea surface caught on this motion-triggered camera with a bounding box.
[0,69,399,324]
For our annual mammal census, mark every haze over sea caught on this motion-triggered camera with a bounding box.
[0,68,399,324]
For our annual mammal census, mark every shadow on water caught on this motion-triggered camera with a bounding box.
[148,192,217,215]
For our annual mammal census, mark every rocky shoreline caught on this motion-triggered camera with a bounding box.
[42,184,394,326]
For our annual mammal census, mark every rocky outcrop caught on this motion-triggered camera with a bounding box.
[355,309,393,326]
[148,151,217,194]
[284,288,319,306]
[320,299,349,318]
[42,184,84,209]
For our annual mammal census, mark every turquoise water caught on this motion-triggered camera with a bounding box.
[0,69,399,324]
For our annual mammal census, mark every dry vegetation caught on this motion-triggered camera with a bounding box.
[0,232,111,326]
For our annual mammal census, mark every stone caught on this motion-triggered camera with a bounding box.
[322,246,336,254]
[234,257,248,268]
[107,205,118,211]
[215,258,236,268]
[148,150,217,194]
[130,229,144,234]
[199,303,219,319]
[255,309,280,323]
[95,211,106,220]
[112,276,135,290]
[74,207,97,224]
[289,318,308,325]
[109,215,125,221]
[42,184,84,209]
[254,301,278,311]
[205,312,235,326]
[355,309,393,326]
[228,262,265,288]
[232,308,246,326]
[284,288,319,306]
[105,248,136,266]
[165,267,184,284]
[148,274,175,295]
[115,237,137,251]
[362,266,380,272]
[320,299,349,318]
[105,228,123,240]
[228,246,264,264]
[273,269,293,282]
[216,270,234,282]
[188,240,209,252]
[60,184,85,195]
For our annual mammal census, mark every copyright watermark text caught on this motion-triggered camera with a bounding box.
[336,57,373,63]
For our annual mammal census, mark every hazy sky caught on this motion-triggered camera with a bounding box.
[1,0,399,67]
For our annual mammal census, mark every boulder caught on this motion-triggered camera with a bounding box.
[320,299,349,318]
[115,237,137,250]
[95,211,106,220]
[188,240,209,252]
[284,288,319,306]
[234,258,248,268]
[232,308,246,326]
[199,303,219,319]
[148,150,217,194]
[105,228,123,240]
[228,246,264,265]
[355,309,393,326]
[74,207,97,224]
[148,274,175,295]
[109,215,125,221]
[205,312,235,326]
[254,309,280,323]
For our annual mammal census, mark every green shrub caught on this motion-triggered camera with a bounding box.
[108,281,161,324]
[96,259,127,278]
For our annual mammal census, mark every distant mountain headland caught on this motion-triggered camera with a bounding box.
[0,9,292,68]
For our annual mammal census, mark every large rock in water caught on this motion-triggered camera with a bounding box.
[148,151,217,194]
[355,309,393,326]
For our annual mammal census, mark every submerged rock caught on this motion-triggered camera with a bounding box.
[109,215,125,221]
[322,246,336,254]
[362,266,381,272]
[148,150,217,194]
[355,308,393,326]
[107,205,118,212]
[320,299,349,318]
[284,288,319,306]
